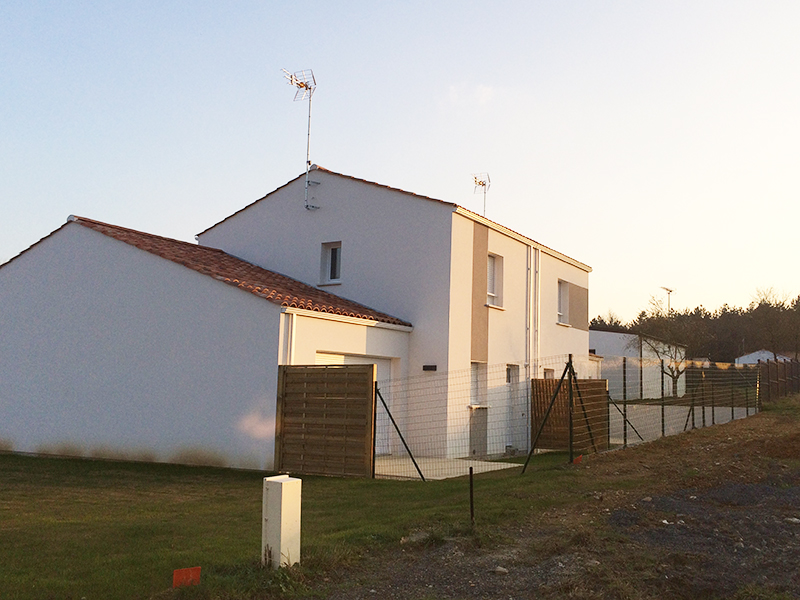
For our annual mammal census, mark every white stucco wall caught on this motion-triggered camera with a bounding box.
[486,227,529,366]
[0,223,281,470]
[281,310,410,380]
[280,310,411,458]
[589,331,638,358]
[446,213,474,373]
[444,217,534,458]
[198,170,455,376]
[197,171,593,461]
[589,331,642,400]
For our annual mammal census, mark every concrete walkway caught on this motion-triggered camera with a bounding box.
[374,455,519,480]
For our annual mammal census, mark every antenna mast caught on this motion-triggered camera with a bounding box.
[472,173,491,216]
[282,68,317,209]
[660,286,675,314]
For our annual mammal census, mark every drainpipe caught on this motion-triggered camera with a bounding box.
[525,245,531,382]
[288,312,296,364]
[527,245,541,452]
[525,246,532,452]
[532,247,541,374]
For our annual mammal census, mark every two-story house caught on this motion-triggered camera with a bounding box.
[198,166,591,379]
[0,167,590,469]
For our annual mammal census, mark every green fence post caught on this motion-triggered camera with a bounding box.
[568,354,574,464]
[622,357,628,448]
[710,381,715,425]
[701,371,707,428]
[661,359,665,437]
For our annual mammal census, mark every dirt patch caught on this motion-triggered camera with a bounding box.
[610,476,800,598]
[318,402,800,599]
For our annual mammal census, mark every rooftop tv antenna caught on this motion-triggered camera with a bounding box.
[472,173,491,216]
[660,286,675,314]
[282,68,318,209]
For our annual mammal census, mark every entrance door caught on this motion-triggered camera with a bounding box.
[469,406,488,457]
[316,353,393,455]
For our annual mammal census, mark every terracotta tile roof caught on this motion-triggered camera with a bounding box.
[68,216,412,327]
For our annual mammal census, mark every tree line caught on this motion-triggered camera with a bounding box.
[591,290,800,363]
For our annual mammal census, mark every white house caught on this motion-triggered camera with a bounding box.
[0,167,591,469]
[197,167,591,378]
[589,329,686,400]
[0,216,411,470]
[735,350,793,365]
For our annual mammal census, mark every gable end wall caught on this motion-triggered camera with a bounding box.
[0,223,281,469]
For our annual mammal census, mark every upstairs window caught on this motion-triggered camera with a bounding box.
[557,280,569,324]
[557,279,589,330]
[320,242,342,284]
[487,253,503,307]
[470,362,488,406]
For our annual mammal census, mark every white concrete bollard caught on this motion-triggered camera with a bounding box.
[261,475,302,569]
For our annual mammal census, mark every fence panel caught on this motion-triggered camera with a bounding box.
[754,358,800,403]
[275,364,375,478]
[570,380,610,454]
[531,379,609,454]
[607,360,760,447]
[343,355,774,480]
[373,362,530,480]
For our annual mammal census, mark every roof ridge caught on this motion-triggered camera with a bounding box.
[308,166,457,207]
[195,166,456,237]
[70,215,228,255]
[193,168,590,271]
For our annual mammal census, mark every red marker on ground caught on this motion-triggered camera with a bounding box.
[173,566,201,588]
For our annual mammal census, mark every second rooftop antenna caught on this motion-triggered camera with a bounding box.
[472,173,490,216]
[660,286,675,314]
[282,68,318,209]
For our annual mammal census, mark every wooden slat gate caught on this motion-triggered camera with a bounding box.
[531,379,609,453]
[275,364,376,478]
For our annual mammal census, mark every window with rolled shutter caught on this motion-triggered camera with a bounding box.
[486,254,502,307]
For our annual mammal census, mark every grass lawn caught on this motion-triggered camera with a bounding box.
[7,393,798,600]
[0,450,587,600]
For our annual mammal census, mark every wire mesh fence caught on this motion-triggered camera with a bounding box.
[374,361,529,480]
[529,374,610,464]
[372,355,764,480]
[604,358,759,447]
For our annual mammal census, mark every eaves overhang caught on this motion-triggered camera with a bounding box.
[281,306,413,332]
[453,206,592,273]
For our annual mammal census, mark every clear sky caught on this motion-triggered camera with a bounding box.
[3,1,799,322]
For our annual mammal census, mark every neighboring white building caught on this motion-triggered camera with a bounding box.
[589,330,687,400]
[735,350,793,364]
[0,167,591,469]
